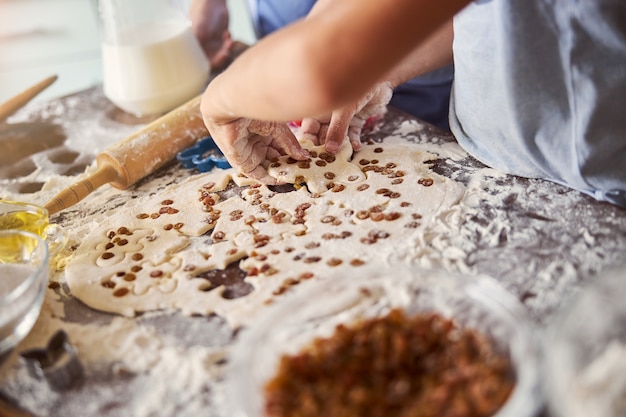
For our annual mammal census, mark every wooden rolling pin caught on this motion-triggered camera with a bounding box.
[45,94,209,215]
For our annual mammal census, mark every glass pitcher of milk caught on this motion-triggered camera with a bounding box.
[98,0,210,116]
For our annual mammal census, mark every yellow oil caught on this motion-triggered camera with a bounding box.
[0,203,49,263]
[0,210,48,238]
[0,230,41,264]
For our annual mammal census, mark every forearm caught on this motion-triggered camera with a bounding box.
[202,0,469,125]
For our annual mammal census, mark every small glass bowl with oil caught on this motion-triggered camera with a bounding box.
[0,200,66,257]
[0,230,49,361]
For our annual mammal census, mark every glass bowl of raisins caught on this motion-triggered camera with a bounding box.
[544,264,626,417]
[227,264,542,417]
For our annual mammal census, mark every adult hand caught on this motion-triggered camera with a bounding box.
[203,116,310,184]
[300,81,393,153]
[189,0,234,70]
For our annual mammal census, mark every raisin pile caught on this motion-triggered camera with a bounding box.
[264,309,514,417]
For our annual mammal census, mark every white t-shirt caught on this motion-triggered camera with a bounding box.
[450,0,626,207]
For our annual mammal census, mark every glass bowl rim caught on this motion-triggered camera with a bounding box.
[226,265,543,417]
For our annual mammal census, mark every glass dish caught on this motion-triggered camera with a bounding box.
[544,264,626,417]
[0,230,49,360]
[227,264,542,417]
[0,199,67,257]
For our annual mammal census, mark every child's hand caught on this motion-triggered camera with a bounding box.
[301,81,393,153]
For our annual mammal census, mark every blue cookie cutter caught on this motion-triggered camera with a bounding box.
[177,136,231,172]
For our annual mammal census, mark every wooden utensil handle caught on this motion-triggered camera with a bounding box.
[45,94,210,215]
[101,94,208,189]
[0,75,57,122]
[45,165,118,215]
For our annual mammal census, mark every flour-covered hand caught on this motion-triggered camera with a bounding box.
[301,81,393,153]
[204,118,310,184]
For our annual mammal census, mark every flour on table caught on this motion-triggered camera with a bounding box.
[65,136,466,327]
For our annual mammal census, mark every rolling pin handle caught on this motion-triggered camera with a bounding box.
[45,165,118,215]
[44,94,207,214]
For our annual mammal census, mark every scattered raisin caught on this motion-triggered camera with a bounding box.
[319,152,336,163]
[113,288,129,297]
[350,259,365,266]
[303,256,322,263]
[418,178,434,187]
[327,258,343,266]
